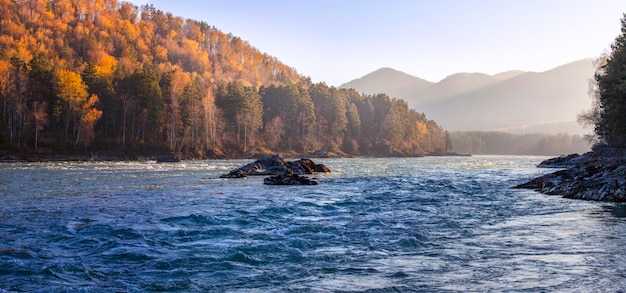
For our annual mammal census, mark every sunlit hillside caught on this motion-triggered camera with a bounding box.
[0,0,448,158]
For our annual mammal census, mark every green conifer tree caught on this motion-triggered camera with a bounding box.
[594,13,626,147]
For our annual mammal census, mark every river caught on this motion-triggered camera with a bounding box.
[1,156,625,292]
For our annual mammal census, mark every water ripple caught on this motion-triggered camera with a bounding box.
[1,157,626,291]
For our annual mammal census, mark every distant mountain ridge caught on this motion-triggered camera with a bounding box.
[340,59,595,135]
[341,68,433,101]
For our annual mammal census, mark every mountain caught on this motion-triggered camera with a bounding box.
[418,59,594,134]
[493,70,525,81]
[340,68,433,100]
[406,72,502,106]
[341,59,595,135]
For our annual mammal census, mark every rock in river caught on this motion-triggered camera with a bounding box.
[263,174,318,185]
[220,154,331,179]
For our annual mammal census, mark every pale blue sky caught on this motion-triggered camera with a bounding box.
[128,0,625,86]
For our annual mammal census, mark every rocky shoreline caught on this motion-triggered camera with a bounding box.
[515,146,626,202]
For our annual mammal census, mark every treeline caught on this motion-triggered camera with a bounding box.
[216,82,448,157]
[0,0,447,158]
[451,131,591,156]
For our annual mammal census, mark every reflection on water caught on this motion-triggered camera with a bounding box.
[606,203,626,218]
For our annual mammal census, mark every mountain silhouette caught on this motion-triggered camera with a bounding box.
[340,59,595,134]
[341,68,433,101]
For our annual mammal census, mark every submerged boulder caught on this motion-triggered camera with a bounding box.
[263,174,318,185]
[220,169,248,178]
[220,154,331,179]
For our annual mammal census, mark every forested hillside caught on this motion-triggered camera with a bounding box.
[0,0,447,158]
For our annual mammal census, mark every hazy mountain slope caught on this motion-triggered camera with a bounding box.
[493,70,525,81]
[339,68,433,99]
[418,59,594,133]
[406,72,503,107]
[343,59,595,134]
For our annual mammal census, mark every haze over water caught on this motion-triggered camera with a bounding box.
[2,156,626,291]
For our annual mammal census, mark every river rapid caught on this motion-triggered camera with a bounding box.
[1,156,626,292]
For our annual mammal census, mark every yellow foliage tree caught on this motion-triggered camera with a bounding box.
[94,52,117,76]
[55,69,88,111]
[0,59,11,97]
[79,94,102,146]
[54,69,102,146]
[154,45,168,62]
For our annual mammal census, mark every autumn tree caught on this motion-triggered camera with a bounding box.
[54,69,88,143]
[53,69,102,146]
[82,63,116,138]
[77,94,102,146]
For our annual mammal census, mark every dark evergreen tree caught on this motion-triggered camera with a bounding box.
[82,63,116,139]
[27,53,56,147]
[594,13,626,147]
[216,81,263,153]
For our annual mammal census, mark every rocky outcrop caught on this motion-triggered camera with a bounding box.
[515,147,626,202]
[220,154,331,179]
[263,174,318,185]
[536,153,581,168]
